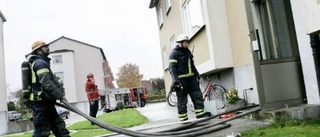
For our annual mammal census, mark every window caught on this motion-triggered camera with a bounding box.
[182,0,205,37]
[54,72,64,83]
[166,0,171,14]
[53,55,62,64]
[257,0,299,61]
[162,47,169,69]
[170,35,176,49]
[157,3,164,28]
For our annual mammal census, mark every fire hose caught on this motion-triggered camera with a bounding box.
[56,100,260,137]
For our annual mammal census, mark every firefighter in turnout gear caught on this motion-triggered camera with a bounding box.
[25,40,70,137]
[169,34,211,121]
[85,73,100,125]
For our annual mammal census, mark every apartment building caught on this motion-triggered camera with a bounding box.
[49,36,114,113]
[149,0,320,110]
[0,10,8,135]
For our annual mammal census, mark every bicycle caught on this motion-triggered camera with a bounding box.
[167,78,227,110]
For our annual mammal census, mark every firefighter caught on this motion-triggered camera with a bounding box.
[169,34,211,121]
[26,40,70,137]
[85,73,100,125]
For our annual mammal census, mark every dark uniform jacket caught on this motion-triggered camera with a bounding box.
[169,46,199,83]
[26,54,65,103]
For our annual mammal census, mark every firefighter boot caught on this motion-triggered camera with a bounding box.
[196,112,212,119]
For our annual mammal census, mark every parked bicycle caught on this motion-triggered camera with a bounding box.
[167,77,227,110]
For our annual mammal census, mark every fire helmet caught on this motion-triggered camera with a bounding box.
[87,73,94,79]
[31,40,49,52]
[176,34,189,43]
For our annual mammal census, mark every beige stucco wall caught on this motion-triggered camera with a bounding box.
[189,29,210,66]
[225,0,252,67]
[197,0,233,74]
[157,0,184,93]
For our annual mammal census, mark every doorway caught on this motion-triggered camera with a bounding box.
[246,0,306,109]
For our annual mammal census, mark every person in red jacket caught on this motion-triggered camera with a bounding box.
[85,73,100,125]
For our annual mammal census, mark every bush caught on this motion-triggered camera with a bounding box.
[116,101,124,110]
[147,92,166,101]
[226,88,241,104]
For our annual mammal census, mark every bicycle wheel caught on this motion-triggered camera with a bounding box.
[167,90,178,107]
[207,84,226,109]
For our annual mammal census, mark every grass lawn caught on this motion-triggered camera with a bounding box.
[241,118,320,137]
[2,108,148,137]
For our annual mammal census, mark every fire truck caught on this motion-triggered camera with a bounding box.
[102,87,148,112]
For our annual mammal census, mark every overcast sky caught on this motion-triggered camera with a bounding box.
[0,0,163,92]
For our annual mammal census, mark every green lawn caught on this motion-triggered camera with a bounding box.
[241,118,320,137]
[2,108,148,137]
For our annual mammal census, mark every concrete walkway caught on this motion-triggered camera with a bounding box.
[106,102,270,137]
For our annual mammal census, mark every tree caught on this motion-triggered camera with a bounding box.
[7,101,16,111]
[151,78,165,92]
[7,89,29,112]
[116,63,143,88]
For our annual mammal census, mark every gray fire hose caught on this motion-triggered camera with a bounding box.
[56,100,259,137]
[161,104,260,132]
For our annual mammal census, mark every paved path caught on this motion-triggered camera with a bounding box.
[107,102,270,137]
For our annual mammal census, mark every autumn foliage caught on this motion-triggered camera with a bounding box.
[116,63,143,88]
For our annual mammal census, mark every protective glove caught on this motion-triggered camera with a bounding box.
[60,96,67,102]
[172,82,182,92]
[90,101,95,105]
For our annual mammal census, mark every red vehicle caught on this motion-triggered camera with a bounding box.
[129,87,148,107]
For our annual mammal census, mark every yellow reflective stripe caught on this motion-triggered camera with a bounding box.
[169,59,177,63]
[29,91,43,101]
[178,73,194,78]
[29,93,34,101]
[178,113,187,118]
[195,109,204,113]
[179,117,188,121]
[31,62,35,84]
[178,113,188,121]
[37,91,42,101]
[195,109,205,116]
[36,68,50,75]
[178,58,194,78]
[196,112,205,117]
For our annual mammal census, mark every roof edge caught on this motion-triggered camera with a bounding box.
[0,11,7,22]
[149,0,159,8]
[49,36,107,61]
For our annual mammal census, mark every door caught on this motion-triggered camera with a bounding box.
[246,0,306,109]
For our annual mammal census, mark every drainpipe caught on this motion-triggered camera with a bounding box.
[310,34,320,92]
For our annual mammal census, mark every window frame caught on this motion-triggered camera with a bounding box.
[170,35,176,50]
[256,0,299,63]
[162,46,169,70]
[157,3,164,29]
[52,55,63,64]
[166,0,172,15]
[182,0,206,37]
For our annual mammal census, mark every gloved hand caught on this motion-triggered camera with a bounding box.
[60,96,67,102]
[90,101,95,105]
[172,82,182,92]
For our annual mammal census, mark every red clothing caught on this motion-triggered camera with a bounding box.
[85,80,99,101]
